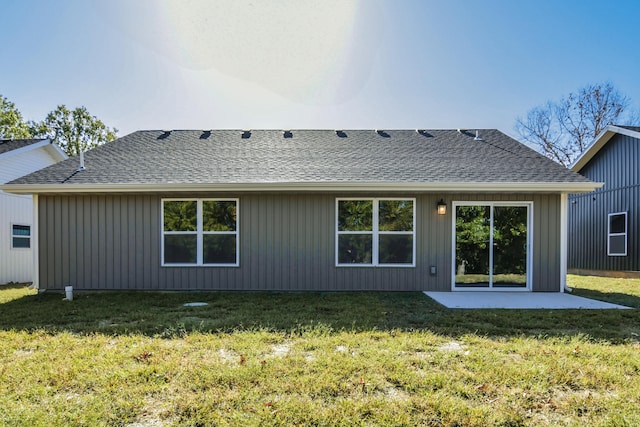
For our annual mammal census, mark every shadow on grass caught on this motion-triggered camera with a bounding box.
[0,287,638,342]
[571,287,640,309]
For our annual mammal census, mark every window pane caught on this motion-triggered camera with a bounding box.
[338,234,372,264]
[163,201,197,231]
[379,200,413,231]
[164,234,197,264]
[12,225,30,236]
[338,200,372,231]
[203,200,237,231]
[13,237,30,248]
[609,235,626,255]
[203,234,237,264]
[379,234,413,264]
[493,206,527,288]
[455,206,490,286]
[610,214,626,234]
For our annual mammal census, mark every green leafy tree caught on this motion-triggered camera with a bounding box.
[30,105,117,156]
[0,95,31,139]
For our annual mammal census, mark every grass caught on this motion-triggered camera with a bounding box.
[0,276,638,426]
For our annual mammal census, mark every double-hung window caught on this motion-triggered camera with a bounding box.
[608,212,627,256]
[336,198,415,266]
[162,199,238,266]
[11,224,31,249]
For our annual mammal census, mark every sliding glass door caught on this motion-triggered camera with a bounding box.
[453,203,531,290]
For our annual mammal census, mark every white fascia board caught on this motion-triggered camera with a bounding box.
[571,125,640,172]
[0,139,51,161]
[1,181,604,194]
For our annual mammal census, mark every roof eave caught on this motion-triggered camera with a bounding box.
[571,125,640,172]
[0,139,49,160]
[1,181,603,194]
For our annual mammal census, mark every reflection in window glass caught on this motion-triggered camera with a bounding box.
[11,225,31,249]
[337,199,414,266]
[455,204,529,288]
[610,214,626,234]
[608,212,627,256]
[338,234,373,264]
[164,234,197,264]
[203,200,237,231]
[338,200,372,231]
[455,206,490,286]
[204,234,237,264]
[163,201,197,231]
[162,199,238,266]
[379,200,413,231]
[379,235,413,264]
[493,206,527,287]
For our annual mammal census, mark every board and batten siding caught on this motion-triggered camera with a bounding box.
[569,132,640,272]
[38,193,561,292]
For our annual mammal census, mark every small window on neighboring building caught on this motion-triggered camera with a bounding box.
[608,212,627,256]
[12,224,31,249]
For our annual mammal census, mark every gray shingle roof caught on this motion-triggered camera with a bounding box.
[7,129,593,188]
[0,139,46,156]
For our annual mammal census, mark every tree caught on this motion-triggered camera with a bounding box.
[0,95,31,139]
[516,82,638,167]
[30,105,117,156]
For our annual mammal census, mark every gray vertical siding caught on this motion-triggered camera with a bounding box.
[38,192,561,292]
[569,133,639,272]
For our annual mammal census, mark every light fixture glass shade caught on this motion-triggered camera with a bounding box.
[437,199,447,215]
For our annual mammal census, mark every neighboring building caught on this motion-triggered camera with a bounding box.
[0,139,68,284]
[569,125,640,277]
[2,129,598,292]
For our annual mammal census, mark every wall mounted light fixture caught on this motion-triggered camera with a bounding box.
[437,199,447,215]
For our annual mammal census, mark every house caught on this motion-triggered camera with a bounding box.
[1,129,599,292]
[569,125,640,277]
[0,139,68,284]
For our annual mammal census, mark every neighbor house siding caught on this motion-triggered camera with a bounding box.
[0,147,63,284]
[38,193,561,291]
[569,133,639,272]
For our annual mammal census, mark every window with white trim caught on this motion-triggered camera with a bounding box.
[162,199,238,266]
[11,224,31,249]
[336,198,415,266]
[608,212,627,256]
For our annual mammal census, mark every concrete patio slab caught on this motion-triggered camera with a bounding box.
[423,291,631,309]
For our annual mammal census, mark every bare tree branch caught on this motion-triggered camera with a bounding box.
[516,82,636,167]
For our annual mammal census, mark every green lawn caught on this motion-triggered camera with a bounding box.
[0,276,639,426]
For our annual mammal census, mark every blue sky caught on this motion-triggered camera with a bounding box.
[2,0,640,138]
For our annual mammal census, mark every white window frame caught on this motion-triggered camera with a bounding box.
[161,198,239,267]
[335,198,416,267]
[11,223,31,250]
[607,211,627,257]
[451,201,533,291]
